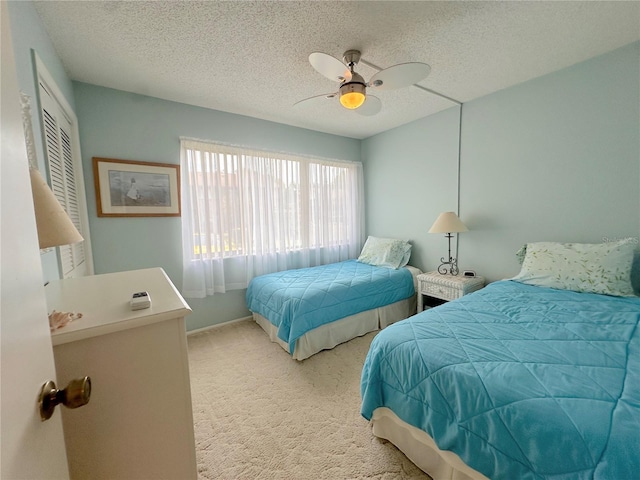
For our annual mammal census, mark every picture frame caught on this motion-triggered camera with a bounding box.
[93,157,181,217]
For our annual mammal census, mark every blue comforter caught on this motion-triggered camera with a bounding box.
[361,280,640,479]
[246,260,415,355]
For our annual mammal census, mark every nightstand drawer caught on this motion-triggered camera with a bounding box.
[419,280,461,301]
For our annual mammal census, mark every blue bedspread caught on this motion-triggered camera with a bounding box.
[361,280,640,479]
[246,260,415,355]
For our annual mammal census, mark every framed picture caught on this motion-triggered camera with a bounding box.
[93,157,181,217]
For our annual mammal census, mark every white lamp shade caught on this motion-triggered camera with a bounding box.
[428,211,468,234]
[30,168,83,249]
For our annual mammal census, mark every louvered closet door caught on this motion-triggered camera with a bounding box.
[39,81,88,278]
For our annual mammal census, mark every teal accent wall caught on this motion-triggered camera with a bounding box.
[72,82,361,330]
[361,106,461,273]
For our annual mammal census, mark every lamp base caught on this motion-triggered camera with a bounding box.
[437,233,459,275]
[437,258,459,276]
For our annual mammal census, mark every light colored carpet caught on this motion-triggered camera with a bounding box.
[187,319,431,479]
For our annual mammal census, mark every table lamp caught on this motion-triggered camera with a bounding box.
[428,211,467,275]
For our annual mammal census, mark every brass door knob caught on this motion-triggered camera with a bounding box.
[38,376,91,421]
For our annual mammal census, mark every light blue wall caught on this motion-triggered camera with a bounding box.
[364,42,639,283]
[7,1,75,283]
[7,2,75,112]
[10,0,639,330]
[72,82,361,330]
[361,106,461,273]
[459,41,640,281]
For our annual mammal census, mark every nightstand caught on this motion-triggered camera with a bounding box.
[417,271,485,312]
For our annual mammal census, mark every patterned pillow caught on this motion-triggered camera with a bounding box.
[357,236,412,269]
[511,238,637,297]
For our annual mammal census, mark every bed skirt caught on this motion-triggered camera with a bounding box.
[253,294,416,360]
[370,408,488,480]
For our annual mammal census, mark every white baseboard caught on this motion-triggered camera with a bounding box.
[186,315,253,336]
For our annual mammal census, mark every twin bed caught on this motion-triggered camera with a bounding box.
[247,259,420,360]
[246,236,419,360]
[361,239,640,479]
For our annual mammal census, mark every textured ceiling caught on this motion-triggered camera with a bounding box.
[34,1,640,139]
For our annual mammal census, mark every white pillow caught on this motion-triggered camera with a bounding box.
[357,236,412,269]
[511,238,637,297]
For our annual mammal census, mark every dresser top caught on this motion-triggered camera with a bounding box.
[47,268,191,346]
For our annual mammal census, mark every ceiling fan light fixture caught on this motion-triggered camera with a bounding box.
[302,49,429,116]
[339,81,366,109]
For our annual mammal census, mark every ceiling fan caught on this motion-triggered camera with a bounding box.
[294,49,431,116]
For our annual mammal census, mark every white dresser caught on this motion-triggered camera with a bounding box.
[47,268,197,480]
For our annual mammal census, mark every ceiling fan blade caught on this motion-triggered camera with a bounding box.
[293,92,337,107]
[368,62,431,91]
[355,95,381,116]
[309,52,352,82]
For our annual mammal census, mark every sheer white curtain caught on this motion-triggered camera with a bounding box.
[180,139,364,298]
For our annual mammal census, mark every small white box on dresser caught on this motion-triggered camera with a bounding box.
[417,271,485,312]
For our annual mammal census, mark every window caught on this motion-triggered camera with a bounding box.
[180,139,364,297]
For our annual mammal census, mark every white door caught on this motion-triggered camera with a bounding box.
[1,3,70,478]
